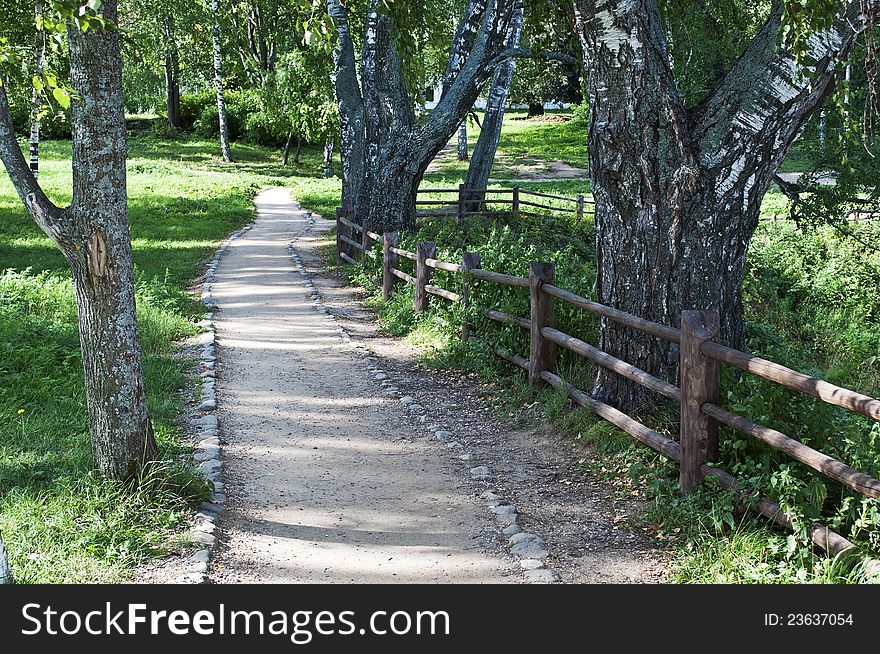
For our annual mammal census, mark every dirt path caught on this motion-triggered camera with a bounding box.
[425,140,588,183]
[207,187,667,584]
[207,188,513,583]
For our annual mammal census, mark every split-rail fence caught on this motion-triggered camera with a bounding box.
[334,201,880,575]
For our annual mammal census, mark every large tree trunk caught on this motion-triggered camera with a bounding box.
[211,0,232,162]
[527,102,544,117]
[0,0,158,480]
[328,0,366,210]
[163,13,181,129]
[67,2,159,478]
[28,0,44,180]
[329,0,518,234]
[575,0,860,410]
[464,4,524,208]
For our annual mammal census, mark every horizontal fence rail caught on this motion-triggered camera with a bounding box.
[335,207,880,574]
[414,185,592,221]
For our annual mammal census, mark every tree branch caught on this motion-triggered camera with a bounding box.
[0,83,66,242]
[692,2,863,176]
[442,0,488,94]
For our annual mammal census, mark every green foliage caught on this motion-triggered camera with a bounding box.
[178,90,215,131]
[657,0,770,106]
[194,88,261,142]
[261,48,339,146]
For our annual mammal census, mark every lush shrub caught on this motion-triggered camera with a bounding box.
[571,100,590,125]
[242,110,286,147]
[179,90,216,131]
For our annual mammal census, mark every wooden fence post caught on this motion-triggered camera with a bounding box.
[528,262,555,388]
[576,194,585,221]
[383,232,399,300]
[679,308,721,494]
[461,251,481,341]
[512,185,520,214]
[335,207,345,265]
[415,241,436,312]
[458,183,466,223]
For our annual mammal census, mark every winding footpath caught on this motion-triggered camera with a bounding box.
[207,188,513,583]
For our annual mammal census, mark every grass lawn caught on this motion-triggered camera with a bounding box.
[0,131,339,582]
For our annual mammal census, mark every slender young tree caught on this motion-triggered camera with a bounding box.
[28,0,45,180]
[0,0,159,479]
[463,3,524,204]
[162,11,181,128]
[574,0,868,408]
[211,0,232,162]
[457,120,468,160]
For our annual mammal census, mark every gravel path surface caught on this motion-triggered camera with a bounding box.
[207,188,514,583]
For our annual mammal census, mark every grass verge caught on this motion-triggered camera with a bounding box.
[0,130,340,582]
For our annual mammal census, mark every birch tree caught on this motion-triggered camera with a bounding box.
[327,0,525,233]
[211,0,232,161]
[28,0,45,179]
[575,0,871,407]
[463,3,524,204]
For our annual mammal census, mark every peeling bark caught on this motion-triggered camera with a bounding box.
[574,0,861,409]
[0,0,158,480]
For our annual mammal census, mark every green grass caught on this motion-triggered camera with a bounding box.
[0,128,340,582]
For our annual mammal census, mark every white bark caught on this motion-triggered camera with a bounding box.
[212,0,232,162]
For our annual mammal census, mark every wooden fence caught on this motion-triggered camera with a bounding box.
[334,211,880,574]
[414,185,591,222]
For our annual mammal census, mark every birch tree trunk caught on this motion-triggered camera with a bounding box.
[163,12,181,129]
[28,0,45,180]
[575,0,861,409]
[0,0,158,480]
[457,121,468,160]
[323,139,334,177]
[282,131,293,165]
[211,0,232,162]
[328,0,365,210]
[464,4,524,207]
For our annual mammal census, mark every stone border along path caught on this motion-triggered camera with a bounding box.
[285,219,560,584]
[172,221,255,584]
